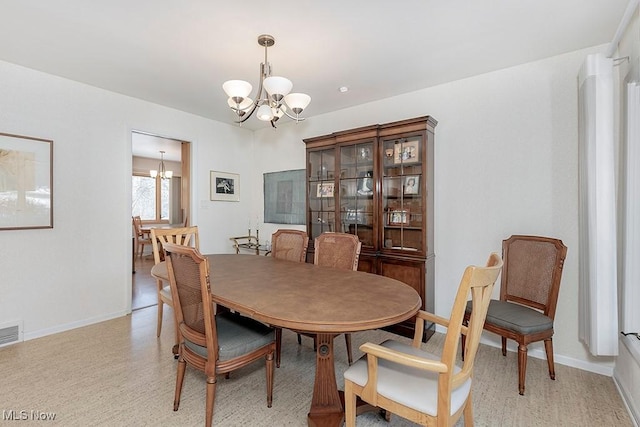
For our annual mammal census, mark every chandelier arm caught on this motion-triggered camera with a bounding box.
[234,100,259,123]
[281,109,307,122]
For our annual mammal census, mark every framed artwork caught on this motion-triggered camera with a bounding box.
[388,209,408,225]
[210,171,239,201]
[263,169,305,225]
[403,175,420,195]
[393,139,420,164]
[0,132,53,230]
[317,182,334,197]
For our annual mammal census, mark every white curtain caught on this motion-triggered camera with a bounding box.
[623,81,640,333]
[577,53,619,356]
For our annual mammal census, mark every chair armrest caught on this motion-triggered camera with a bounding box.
[415,310,469,337]
[417,310,449,328]
[360,342,448,373]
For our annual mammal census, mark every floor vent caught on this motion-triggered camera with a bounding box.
[0,321,23,348]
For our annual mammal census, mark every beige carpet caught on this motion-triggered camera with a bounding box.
[1,306,631,426]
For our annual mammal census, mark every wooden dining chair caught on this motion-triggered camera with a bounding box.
[163,243,276,427]
[132,216,152,258]
[461,235,567,395]
[268,229,309,367]
[344,253,503,427]
[297,232,362,365]
[269,229,309,262]
[150,226,200,356]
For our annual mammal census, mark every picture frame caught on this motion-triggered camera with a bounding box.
[388,209,408,225]
[393,139,420,164]
[345,208,365,224]
[210,171,240,201]
[316,182,334,198]
[403,175,420,195]
[0,132,53,230]
[263,169,305,225]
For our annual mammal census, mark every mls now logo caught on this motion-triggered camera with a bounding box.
[3,410,56,421]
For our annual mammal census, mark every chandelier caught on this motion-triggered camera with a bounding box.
[150,151,172,179]
[222,34,311,128]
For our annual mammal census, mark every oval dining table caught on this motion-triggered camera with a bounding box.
[152,253,421,427]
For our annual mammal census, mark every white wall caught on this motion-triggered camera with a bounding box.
[252,44,616,374]
[0,59,254,340]
[0,42,621,376]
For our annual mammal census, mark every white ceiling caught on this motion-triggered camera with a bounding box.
[0,1,631,159]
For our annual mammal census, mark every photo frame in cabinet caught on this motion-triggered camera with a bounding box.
[393,139,419,164]
[356,170,373,195]
[0,132,53,230]
[403,175,420,195]
[317,182,334,197]
[388,209,409,225]
[210,171,239,201]
[345,208,365,225]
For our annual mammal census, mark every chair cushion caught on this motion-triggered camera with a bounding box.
[467,300,553,334]
[184,311,274,360]
[343,339,471,417]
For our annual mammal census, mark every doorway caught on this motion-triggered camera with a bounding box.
[131,131,191,310]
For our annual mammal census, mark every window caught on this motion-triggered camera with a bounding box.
[132,174,170,222]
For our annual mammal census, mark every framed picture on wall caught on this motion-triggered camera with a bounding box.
[210,171,240,201]
[0,132,53,230]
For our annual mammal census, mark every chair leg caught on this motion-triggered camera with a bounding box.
[463,390,474,426]
[501,337,508,356]
[345,333,353,365]
[173,358,186,411]
[344,380,356,427]
[172,321,179,359]
[275,328,282,368]
[205,376,217,427]
[156,296,163,338]
[517,343,528,395]
[266,351,274,407]
[297,333,302,345]
[544,338,556,380]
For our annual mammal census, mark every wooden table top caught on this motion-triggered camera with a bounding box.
[151,253,421,334]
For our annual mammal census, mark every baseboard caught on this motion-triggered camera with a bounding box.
[23,310,129,342]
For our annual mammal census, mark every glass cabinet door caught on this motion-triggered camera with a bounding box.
[338,141,375,248]
[308,149,336,241]
[381,136,424,253]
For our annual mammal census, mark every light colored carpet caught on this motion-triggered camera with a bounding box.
[0,306,631,426]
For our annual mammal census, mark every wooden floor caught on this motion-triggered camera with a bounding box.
[132,252,158,310]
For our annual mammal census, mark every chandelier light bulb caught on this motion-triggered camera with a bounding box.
[284,93,311,115]
[263,76,293,101]
[257,104,274,121]
[222,80,253,103]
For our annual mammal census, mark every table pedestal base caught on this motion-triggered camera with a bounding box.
[307,333,385,427]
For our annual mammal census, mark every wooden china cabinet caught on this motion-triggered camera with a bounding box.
[304,116,437,340]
